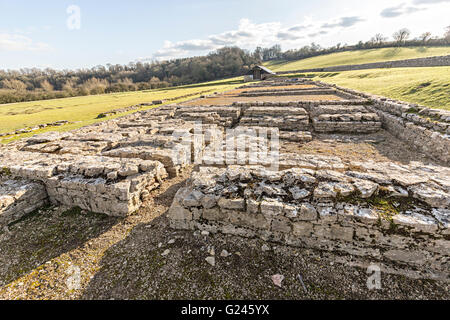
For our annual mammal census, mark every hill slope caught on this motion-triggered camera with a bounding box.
[303,67,450,110]
[265,47,450,72]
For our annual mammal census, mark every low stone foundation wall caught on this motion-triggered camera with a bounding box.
[312,118,381,133]
[0,152,168,217]
[316,81,450,164]
[309,104,381,133]
[168,165,450,280]
[239,89,338,96]
[241,107,310,131]
[0,178,49,226]
[369,107,450,164]
[175,106,241,127]
[232,99,370,108]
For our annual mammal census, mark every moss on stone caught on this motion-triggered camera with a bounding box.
[1,167,11,176]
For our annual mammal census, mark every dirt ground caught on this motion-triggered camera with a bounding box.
[0,133,448,300]
[283,130,441,166]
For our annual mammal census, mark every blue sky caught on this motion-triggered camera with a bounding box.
[0,0,449,70]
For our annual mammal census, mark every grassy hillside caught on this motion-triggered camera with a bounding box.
[0,77,242,143]
[265,47,450,72]
[288,67,450,110]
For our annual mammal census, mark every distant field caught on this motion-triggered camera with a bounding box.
[287,67,450,110]
[265,47,450,72]
[0,77,242,143]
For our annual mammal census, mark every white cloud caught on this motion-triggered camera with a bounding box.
[0,33,51,52]
[380,0,450,18]
[412,0,450,4]
[148,16,366,61]
[380,3,425,17]
[321,16,365,28]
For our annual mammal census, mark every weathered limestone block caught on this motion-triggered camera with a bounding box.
[383,249,429,265]
[203,207,228,222]
[271,216,292,233]
[218,197,245,210]
[392,212,439,234]
[309,105,370,117]
[353,179,379,198]
[409,183,450,208]
[103,146,186,177]
[228,210,270,230]
[292,222,314,237]
[183,190,204,207]
[261,198,284,217]
[26,131,72,144]
[168,187,194,225]
[0,178,48,226]
[279,131,313,143]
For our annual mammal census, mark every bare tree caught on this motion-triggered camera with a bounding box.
[393,28,411,44]
[420,32,432,43]
[371,33,387,45]
[445,26,450,43]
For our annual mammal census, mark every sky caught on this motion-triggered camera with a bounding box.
[0,0,449,70]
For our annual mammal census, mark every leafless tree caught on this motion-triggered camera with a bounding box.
[371,33,387,45]
[445,26,450,43]
[420,32,432,43]
[393,28,411,43]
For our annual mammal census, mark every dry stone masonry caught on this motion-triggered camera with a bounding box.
[0,77,449,280]
[314,81,450,164]
[169,163,449,279]
[311,105,381,133]
[0,177,48,226]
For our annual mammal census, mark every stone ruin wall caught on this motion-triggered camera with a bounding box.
[168,164,449,280]
[1,78,449,279]
[165,79,449,279]
[315,81,450,164]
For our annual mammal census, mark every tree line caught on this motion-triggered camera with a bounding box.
[257,27,450,61]
[1,27,449,105]
[0,47,260,104]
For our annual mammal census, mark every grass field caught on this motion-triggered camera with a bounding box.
[287,66,450,110]
[265,46,450,72]
[0,77,243,143]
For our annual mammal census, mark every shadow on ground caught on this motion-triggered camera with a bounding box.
[0,206,120,287]
[80,187,449,300]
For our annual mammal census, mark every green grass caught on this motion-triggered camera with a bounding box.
[286,66,450,110]
[265,46,450,72]
[0,77,243,143]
